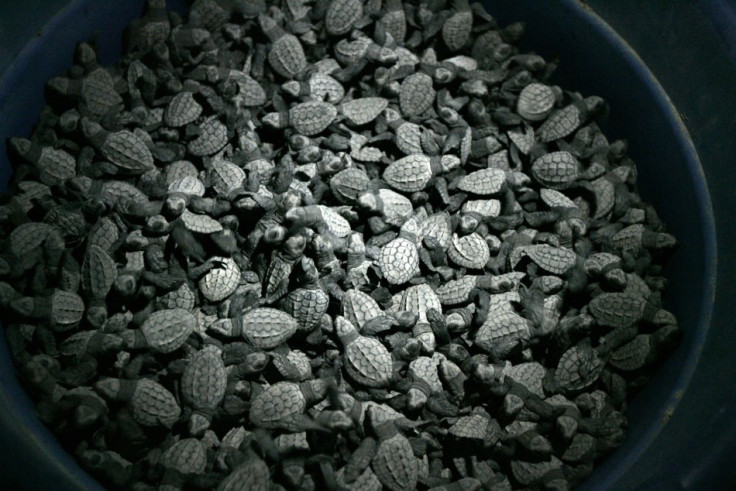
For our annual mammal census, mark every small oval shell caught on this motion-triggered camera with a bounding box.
[379,237,419,285]
[448,233,490,269]
[199,257,240,302]
[141,308,197,353]
[457,168,506,195]
[241,308,298,349]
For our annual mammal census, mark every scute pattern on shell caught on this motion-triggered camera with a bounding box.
[241,308,298,349]
[131,378,181,428]
[379,237,419,285]
[141,308,197,353]
[199,257,240,302]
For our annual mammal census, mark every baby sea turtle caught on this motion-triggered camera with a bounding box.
[379,217,421,285]
[359,188,414,226]
[120,308,196,353]
[335,316,393,387]
[181,344,227,435]
[281,257,330,332]
[538,96,605,143]
[457,168,507,196]
[81,118,154,174]
[331,167,370,204]
[588,292,675,328]
[448,232,490,269]
[259,13,307,79]
[325,0,364,36]
[369,406,419,491]
[442,0,473,52]
[198,256,240,302]
[9,138,77,186]
[249,378,330,430]
[10,289,85,332]
[383,154,461,193]
[341,97,389,126]
[282,72,345,103]
[516,82,557,121]
[210,307,298,349]
[399,72,435,117]
[94,377,180,428]
[263,100,338,136]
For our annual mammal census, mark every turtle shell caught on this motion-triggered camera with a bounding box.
[331,167,370,204]
[379,237,419,285]
[505,362,546,398]
[395,121,423,155]
[241,308,298,349]
[442,3,473,51]
[554,344,605,393]
[79,70,123,116]
[181,209,223,233]
[169,175,206,197]
[372,429,418,491]
[341,97,388,126]
[249,381,306,428]
[418,212,453,250]
[218,458,270,491]
[592,176,616,219]
[140,308,197,353]
[540,188,577,210]
[209,158,245,197]
[383,154,434,193]
[289,101,337,136]
[401,284,442,322]
[282,286,329,332]
[449,414,500,446]
[531,151,579,190]
[608,335,651,372]
[375,188,414,226]
[156,283,197,310]
[308,72,344,103]
[517,83,556,121]
[131,378,181,428]
[343,289,383,332]
[448,233,490,269]
[164,91,202,127]
[268,33,307,79]
[538,102,586,142]
[523,244,577,275]
[102,129,155,173]
[588,292,647,328]
[161,438,207,475]
[474,309,530,357]
[325,0,363,36]
[188,116,228,157]
[199,257,240,302]
[436,275,478,306]
[317,205,351,237]
[461,199,501,219]
[181,345,226,412]
[34,145,77,186]
[457,168,506,195]
[399,72,435,117]
[81,244,117,300]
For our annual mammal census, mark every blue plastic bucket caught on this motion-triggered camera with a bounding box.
[0,1,730,489]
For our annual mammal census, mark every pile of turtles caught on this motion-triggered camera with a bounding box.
[0,0,681,489]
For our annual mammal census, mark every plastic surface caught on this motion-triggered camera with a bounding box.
[0,1,732,489]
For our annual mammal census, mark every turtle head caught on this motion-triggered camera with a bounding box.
[440,154,461,172]
[165,192,187,216]
[357,190,379,212]
[75,42,97,67]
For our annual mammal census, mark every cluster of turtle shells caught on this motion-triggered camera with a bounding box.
[0,0,681,489]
